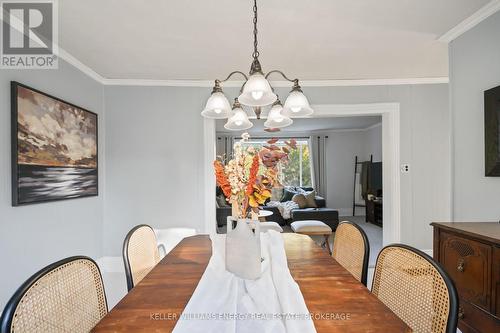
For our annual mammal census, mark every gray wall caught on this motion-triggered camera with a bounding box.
[0,60,105,309]
[0,60,451,308]
[323,127,382,214]
[102,86,207,255]
[450,11,500,221]
[104,84,449,251]
[288,84,450,250]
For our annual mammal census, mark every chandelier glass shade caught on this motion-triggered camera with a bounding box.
[200,0,313,131]
[238,73,277,107]
[264,101,293,129]
[224,100,253,131]
[282,89,313,117]
[201,91,232,119]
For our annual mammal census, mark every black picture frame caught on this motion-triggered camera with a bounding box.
[11,81,99,206]
[484,85,500,177]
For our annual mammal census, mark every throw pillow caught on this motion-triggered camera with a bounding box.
[216,194,229,207]
[281,188,296,202]
[304,191,317,208]
[295,187,307,194]
[292,194,308,208]
[271,187,284,202]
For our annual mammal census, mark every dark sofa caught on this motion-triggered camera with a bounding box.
[216,187,339,231]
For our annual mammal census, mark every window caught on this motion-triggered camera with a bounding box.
[240,138,312,187]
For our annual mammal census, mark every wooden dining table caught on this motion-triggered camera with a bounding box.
[92,233,411,332]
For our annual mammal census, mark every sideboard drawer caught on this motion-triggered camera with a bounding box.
[440,232,492,310]
[458,299,500,333]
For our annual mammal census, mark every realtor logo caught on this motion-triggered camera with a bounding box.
[1,0,58,68]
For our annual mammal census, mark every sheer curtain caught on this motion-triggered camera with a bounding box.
[309,135,327,198]
[216,135,234,160]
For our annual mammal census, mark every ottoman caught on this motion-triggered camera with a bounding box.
[291,220,333,254]
[291,208,339,231]
[236,220,283,233]
[259,222,283,233]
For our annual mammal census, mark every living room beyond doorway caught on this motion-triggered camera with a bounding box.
[213,115,384,263]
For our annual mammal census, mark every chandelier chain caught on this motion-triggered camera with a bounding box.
[252,0,259,59]
[202,0,313,126]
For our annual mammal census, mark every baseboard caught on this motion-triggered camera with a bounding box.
[96,256,124,273]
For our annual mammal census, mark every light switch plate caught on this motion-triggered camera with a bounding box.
[401,164,410,173]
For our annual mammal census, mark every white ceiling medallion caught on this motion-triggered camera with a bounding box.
[200,0,313,132]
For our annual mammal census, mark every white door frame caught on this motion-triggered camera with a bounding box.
[203,117,217,235]
[203,102,401,245]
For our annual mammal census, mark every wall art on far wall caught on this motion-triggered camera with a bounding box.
[11,82,98,206]
[485,84,500,177]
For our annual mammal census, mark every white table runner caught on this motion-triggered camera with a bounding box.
[172,230,316,333]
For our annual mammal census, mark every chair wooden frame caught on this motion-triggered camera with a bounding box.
[372,244,459,333]
[0,256,108,333]
[332,221,370,285]
[122,224,162,291]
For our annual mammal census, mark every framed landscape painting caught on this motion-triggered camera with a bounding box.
[485,85,500,177]
[11,82,98,206]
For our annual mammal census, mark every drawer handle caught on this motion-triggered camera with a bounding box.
[457,259,465,272]
[458,306,465,320]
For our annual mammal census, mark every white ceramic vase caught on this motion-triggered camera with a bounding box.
[225,217,262,280]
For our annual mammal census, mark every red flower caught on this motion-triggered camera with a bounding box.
[214,161,232,198]
[246,155,259,196]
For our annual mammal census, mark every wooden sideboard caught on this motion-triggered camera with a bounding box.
[431,222,500,333]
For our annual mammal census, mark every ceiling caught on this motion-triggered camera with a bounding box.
[216,115,382,134]
[59,0,490,80]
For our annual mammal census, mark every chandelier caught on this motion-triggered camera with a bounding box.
[200,0,313,132]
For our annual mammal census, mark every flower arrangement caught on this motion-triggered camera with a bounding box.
[259,138,297,187]
[214,137,296,219]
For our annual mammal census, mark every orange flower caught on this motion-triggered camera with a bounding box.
[246,155,259,196]
[214,160,232,198]
[248,176,272,208]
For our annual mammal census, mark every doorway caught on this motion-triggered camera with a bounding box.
[203,103,401,249]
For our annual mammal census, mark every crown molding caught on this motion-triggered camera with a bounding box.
[58,48,106,83]
[438,0,500,43]
[0,8,106,83]
[55,40,448,87]
[101,77,448,87]
[101,78,215,87]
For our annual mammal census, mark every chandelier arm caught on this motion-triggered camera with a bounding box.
[265,70,297,83]
[239,81,247,94]
[220,71,249,83]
